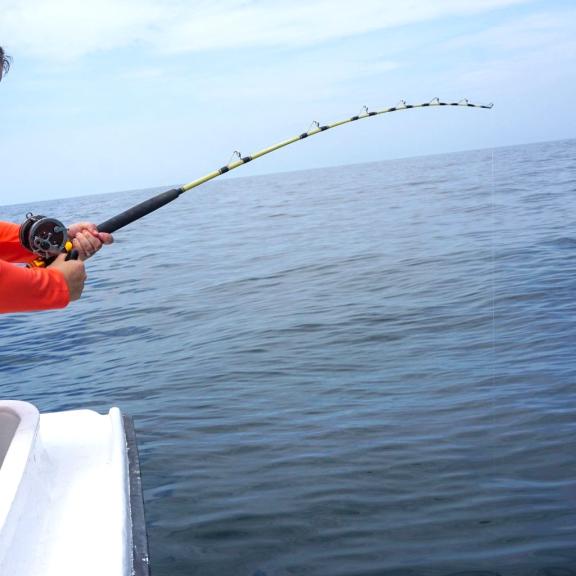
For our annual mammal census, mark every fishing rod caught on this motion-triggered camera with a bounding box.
[22,97,492,266]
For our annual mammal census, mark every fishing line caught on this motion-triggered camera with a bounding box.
[489,115,499,460]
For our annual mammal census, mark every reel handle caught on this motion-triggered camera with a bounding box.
[29,240,75,268]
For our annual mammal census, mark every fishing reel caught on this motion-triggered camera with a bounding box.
[20,213,74,266]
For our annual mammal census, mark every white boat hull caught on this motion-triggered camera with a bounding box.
[0,401,149,576]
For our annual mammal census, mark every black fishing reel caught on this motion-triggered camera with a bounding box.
[20,213,72,264]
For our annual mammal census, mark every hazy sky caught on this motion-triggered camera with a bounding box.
[1,0,575,206]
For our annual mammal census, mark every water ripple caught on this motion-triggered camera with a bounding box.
[1,139,575,575]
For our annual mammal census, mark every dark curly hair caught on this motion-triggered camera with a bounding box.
[0,46,11,80]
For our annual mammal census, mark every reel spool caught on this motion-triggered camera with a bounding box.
[20,213,69,260]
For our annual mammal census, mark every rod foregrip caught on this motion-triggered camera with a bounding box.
[97,187,183,234]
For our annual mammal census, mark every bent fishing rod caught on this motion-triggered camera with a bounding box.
[22,97,492,266]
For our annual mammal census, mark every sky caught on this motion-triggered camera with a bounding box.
[0,0,575,205]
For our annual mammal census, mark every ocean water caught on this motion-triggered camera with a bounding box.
[1,139,575,576]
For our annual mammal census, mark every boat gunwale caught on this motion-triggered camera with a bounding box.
[123,414,151,576]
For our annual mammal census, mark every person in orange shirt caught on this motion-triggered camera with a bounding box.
[1,47,113,313]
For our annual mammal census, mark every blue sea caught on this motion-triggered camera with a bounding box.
[1,139,575,576]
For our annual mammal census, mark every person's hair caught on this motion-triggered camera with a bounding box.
[0,46,11,78]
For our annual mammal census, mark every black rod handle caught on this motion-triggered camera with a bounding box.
[97,188,182,234]
[65,249,79,261]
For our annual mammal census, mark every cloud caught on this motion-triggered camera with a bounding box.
[154,0,527,53]
[443,8,576,53]
[193,56,400,104]
[0,0,530,61]
[439,9,576,92]
[0,0,163,60]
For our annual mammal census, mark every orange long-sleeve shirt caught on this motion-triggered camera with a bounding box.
[0,221,70,313]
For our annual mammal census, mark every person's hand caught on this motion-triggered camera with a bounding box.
[67,222,114,261]
[48,253,87,301]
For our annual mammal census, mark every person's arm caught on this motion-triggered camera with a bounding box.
[0,221,87,313]
[0,220,114,263]
[0,259,70,312]
[0,221,36,263]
